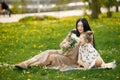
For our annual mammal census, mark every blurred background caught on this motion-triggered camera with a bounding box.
[6,0,88,13]
[0,0,120,19]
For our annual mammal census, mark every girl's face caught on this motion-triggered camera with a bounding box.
[77,21,84,34]
[79,34,86,45]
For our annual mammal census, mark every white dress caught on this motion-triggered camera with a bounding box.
[78,43,100,68]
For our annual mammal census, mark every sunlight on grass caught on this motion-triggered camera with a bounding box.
[0,12,120,80]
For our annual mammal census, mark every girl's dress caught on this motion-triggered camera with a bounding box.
[78,43,116,69]
[78,43,99,68]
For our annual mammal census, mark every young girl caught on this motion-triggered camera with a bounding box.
[77,31,116,70]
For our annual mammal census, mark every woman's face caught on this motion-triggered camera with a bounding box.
[77,21,84,34]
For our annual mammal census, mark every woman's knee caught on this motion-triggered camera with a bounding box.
[49,54,58,61]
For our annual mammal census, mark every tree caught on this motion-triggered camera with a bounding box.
[98,0,103,14]
[11,0,19,14]
[11,0,26,14]
[82,0,91,15]
[21,0,26,13]
[115,0,120,12]
[82,0,99,19]
[82,0,91,9]
[91,0,99,19]
[102,0,117,17]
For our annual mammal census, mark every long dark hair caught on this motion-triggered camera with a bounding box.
[76,18,91,36]
[71,18,95,47]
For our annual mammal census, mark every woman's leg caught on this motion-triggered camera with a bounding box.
[15,50,61,69]
[15,55,40,69]
[29,50,61,67]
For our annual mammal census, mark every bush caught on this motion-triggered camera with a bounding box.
[19,15,58,22]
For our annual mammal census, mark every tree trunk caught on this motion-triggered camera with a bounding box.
[91,0,99,19]
[107,7,112,17]
[115,5,119,12]
[98,4,101,14]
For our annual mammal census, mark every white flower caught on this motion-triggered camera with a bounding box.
[62,33,79,54]
[71,33,80,43]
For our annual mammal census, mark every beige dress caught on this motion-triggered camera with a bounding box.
[16,31,80,70]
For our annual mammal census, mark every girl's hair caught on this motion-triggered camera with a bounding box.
[83,31,93,43]
[71,18,95,48]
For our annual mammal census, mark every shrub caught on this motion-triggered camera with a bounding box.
[19,15,58,22]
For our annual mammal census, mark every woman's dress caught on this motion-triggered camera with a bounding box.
[15,30,80,70]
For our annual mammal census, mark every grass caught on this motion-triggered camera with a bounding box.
[0,12,120,80]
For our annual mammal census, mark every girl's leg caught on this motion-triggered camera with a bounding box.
[95,56,116,69]
[95,57,103,67]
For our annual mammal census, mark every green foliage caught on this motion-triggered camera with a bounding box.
[11,0,25,14]
[62,38,77,54]
[0,12,120,80]
[11,0,19,14]
[19,16,58,22]
[20,0,26,13]
[101,0,117,8]
[11,0,26,14]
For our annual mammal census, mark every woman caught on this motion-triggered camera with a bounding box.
[15,18,95,70]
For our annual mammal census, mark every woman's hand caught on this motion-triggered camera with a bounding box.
[62,42,70,48]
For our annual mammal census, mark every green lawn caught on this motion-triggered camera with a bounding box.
[0,12,120,80]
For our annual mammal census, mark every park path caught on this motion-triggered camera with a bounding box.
[0,10,86,23]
